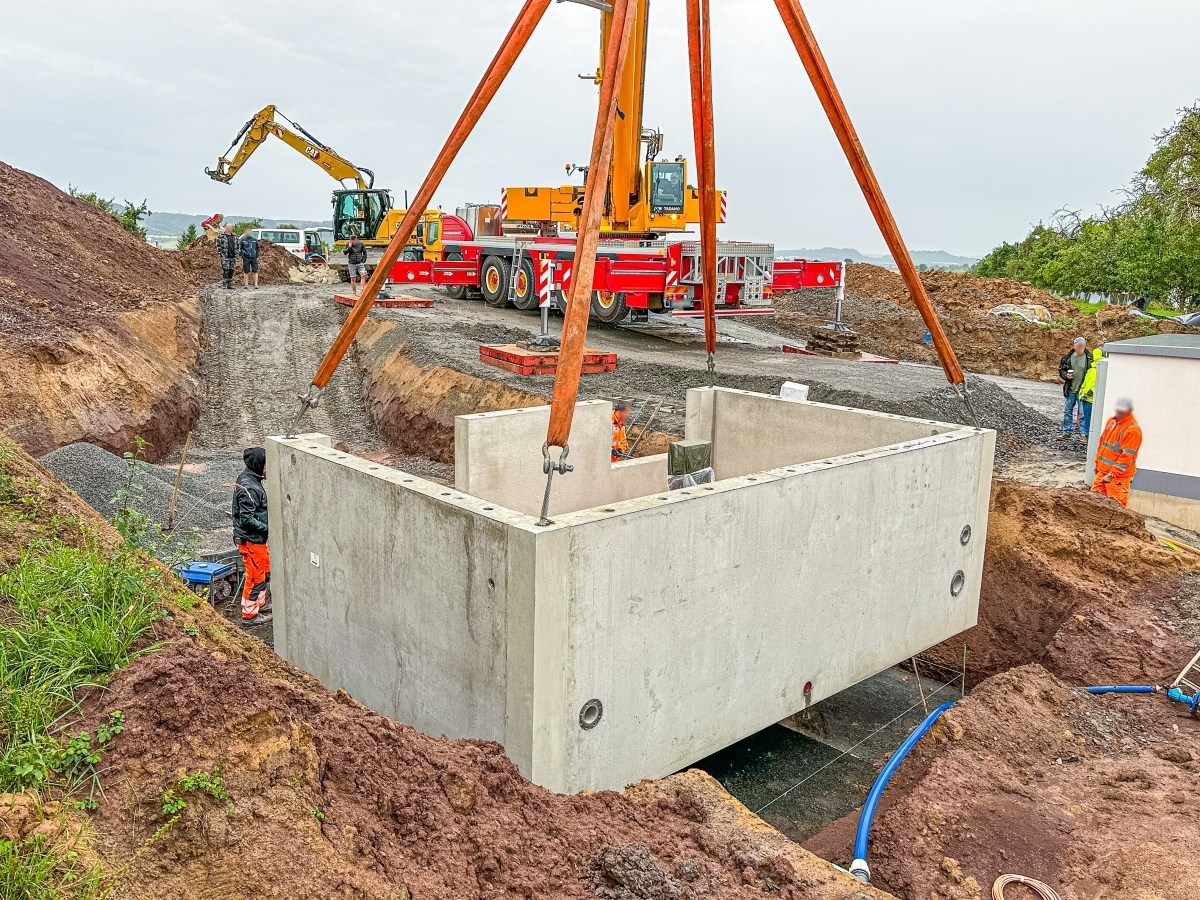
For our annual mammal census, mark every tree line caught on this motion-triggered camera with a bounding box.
[975,102,1200,307]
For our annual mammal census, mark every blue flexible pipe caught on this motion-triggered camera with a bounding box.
[1085,685,1157,694]
[850,701,954,884]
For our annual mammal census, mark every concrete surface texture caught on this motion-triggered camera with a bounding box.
[1089,337,1200,531]
[267,389,994,793]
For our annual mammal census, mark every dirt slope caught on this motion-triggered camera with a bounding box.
[924,478,1199,684]
[0,161,200,461]
[0,439,892,900]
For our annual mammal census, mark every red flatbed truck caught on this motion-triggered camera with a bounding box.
[385,223,843,324]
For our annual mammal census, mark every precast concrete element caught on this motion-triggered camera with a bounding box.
[267,388,994,793]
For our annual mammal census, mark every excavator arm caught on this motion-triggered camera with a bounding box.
[206,105,375,191]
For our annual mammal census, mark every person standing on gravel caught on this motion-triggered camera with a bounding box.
[1058,337,1092,438]
[346,235,368,296]
[216,223,239,290]
[1092,397,1142,507]
[239,228,260,289]
[233,447,271,625]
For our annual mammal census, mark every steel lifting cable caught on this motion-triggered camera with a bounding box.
[992,875,1062,900]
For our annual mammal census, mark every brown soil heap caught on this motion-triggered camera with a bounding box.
[0,161,200,460]
[925,478,1198,685]
[177,234,297,286]
[845,263,1075,317]
[770,266,1195,381]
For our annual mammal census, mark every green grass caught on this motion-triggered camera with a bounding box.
[1069,298,1109,316]
[0,547,165,794]
[0,835,106,900]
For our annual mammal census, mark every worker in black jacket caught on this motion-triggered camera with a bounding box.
[232,447,271,625]
[346,235,368,295]
[216,223,239,289]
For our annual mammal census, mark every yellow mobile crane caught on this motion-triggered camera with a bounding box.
[206,105,447,262]
[502,0,715,236]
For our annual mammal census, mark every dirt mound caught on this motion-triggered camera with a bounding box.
[924,478,1199,684]
[844,664,1200,900]
[0,161,200,461]
[846,263,1075,317]
[769,284,1193,382]
[176,235,296,285]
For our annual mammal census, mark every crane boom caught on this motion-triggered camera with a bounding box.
[206,105,375,191]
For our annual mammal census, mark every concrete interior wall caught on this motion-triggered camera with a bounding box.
[685,387,960,480]
[455,400,666,518]
[269,390,995,794]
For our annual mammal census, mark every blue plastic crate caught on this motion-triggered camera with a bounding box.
[175,561,235,585]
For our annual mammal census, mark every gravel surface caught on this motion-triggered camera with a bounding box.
[39,442,229,535]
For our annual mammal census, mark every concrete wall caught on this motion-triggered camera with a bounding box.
[455,400,667,518]
[1088,344,1200,530]
[685,387,959,480]
[270,389,995,794]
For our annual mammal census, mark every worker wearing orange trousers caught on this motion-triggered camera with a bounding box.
[612,402,630,462]
[1091,396,1142,508]
[232,447,271,624]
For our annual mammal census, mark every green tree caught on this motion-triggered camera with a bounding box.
[68,186,150,240]
[176,224,200,250]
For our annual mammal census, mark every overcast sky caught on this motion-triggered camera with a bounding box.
[2,1,1198,257]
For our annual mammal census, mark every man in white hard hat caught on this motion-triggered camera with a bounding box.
[1092,396,1142,507]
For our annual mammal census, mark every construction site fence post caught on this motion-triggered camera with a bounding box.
[771,0,965,389]
[306,0,554,396]
[545,0,638,450]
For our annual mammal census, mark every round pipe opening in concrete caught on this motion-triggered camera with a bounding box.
[960,525,972,546]
[950,570,966,597]
[579,699,604,730]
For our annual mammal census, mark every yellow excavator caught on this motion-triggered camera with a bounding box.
[206,105,446,262]
[502,0,716,236]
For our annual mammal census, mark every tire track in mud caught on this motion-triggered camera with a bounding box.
[194,283,382,454]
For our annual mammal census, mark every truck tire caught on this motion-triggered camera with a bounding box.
[444,251,467,300]
[511,257,538,311]
[481,256,512,308]
[590,290,628,324]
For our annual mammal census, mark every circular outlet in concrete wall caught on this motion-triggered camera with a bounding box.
[950,570,966,597]
[579,699,604,730]
[960,525,972,546]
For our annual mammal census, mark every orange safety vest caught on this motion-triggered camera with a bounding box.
[1095,414,1142,481]
[612,413,629,460]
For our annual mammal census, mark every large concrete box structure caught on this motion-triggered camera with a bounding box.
[267,388,994,793]
[1086,335,1200,531]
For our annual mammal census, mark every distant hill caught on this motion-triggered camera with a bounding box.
[142,211,331,238]
[776,247,980,270]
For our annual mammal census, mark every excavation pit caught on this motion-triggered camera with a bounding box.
[267,387,994,793]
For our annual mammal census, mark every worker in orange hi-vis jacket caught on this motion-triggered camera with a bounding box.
[1092,396,1143,508]
[611,402,630,462]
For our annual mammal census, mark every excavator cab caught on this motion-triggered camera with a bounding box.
[648,160,685,215]
[333,189,392,242]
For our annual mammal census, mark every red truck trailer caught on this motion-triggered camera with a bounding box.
[384,228,843,324]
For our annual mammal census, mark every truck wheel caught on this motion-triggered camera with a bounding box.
[401,248,422,262]
[511,257,538,311]
[590,290,628,324]
[481,256,512,308]
[444,251,467,300]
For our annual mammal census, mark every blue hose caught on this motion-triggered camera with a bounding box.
[1085,685,1157,694]
[850,701,954,884]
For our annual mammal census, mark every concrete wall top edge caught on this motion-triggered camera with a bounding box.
[457,399,605,422]
[273,423,987,534]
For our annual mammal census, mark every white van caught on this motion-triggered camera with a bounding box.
[252,228,327,263]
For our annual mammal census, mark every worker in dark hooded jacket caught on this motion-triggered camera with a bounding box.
[233,447,271,624]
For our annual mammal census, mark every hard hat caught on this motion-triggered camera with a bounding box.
[614,401,628,411]
[1114,396,1134,411]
